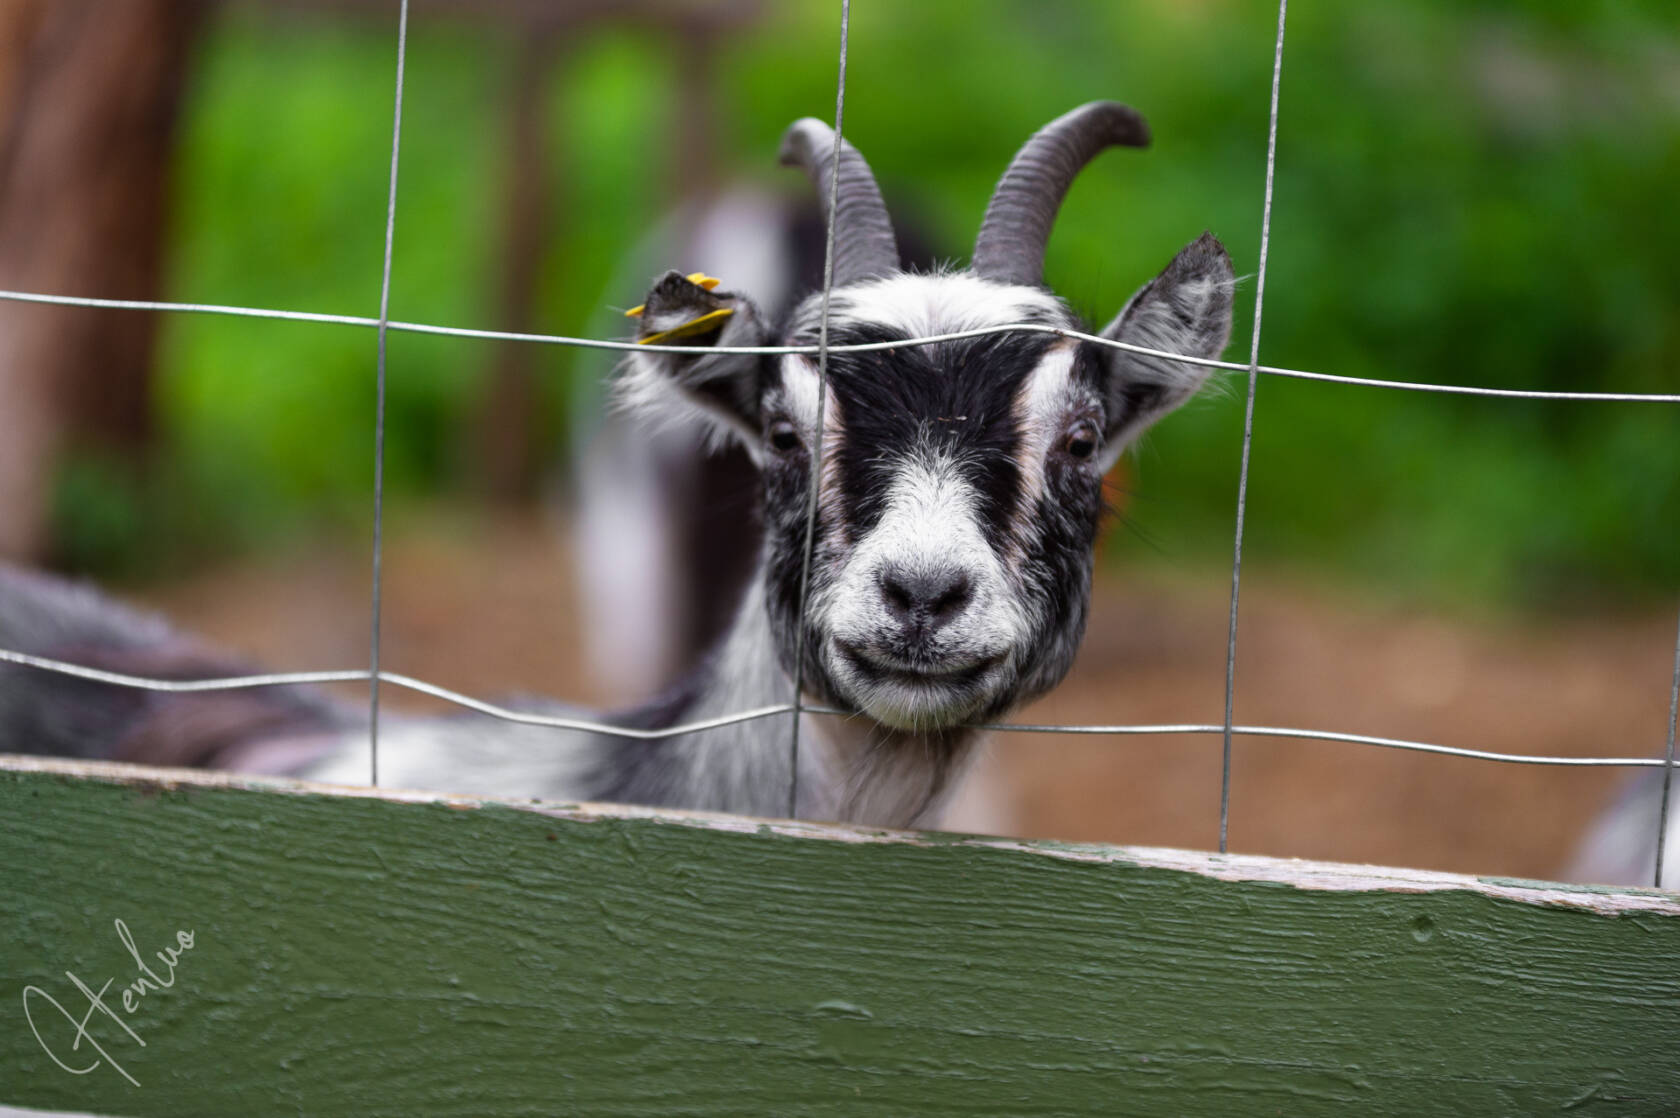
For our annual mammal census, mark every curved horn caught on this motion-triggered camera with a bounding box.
[972,101,1150,286]
[779,118,899,287]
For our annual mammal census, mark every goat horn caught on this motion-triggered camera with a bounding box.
[972,102,1150,287]
[779,118,900,287]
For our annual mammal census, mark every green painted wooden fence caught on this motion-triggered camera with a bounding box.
[3,754,1678,1116]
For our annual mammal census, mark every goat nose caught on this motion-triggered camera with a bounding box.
[879,564,973,633]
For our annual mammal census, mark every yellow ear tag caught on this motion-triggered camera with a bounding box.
[624,272,724,318]
[637,306,735,345]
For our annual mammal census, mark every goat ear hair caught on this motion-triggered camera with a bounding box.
[614,270,770,459]
[1092,231,1235,470]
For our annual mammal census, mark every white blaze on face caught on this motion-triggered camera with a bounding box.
[777,353,824,431]
[827,453,1024,664]
[775,275,1085,724]
[777,353,846,520]
[1007,341,1081,563]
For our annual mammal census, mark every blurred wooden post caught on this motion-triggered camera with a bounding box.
[475,27,559,501]
[468,6,738,502]
[669,22,720,200]
[0,0,204,560]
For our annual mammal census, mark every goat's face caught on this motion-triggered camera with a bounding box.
[765,275,1121,729]
[620,104,1234,730]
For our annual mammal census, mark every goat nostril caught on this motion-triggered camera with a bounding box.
[930,573,972,621]
[880,571,915,618]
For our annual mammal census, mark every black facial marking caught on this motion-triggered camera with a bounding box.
[1068,342,1109,412]
[795,322,1057,554]
[758,419,830,694]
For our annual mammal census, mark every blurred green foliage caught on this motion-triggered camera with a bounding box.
[57,0,1679,609]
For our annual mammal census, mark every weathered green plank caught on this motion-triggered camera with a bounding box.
[2,755,1677,1118]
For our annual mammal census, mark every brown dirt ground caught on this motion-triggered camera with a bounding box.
[130,508,1677,884]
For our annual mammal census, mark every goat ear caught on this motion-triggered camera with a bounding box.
[1094,232,1235,471]
[617,270,770,457]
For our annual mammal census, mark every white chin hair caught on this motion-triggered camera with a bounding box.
[852,680,986,731]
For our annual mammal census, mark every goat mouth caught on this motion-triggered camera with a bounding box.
[835,641,1003,693]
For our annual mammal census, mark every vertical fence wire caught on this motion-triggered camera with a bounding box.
[786,0,852,820]
[1219,0,1289,855]
[367,0,411,787]
[1653,604,1680,887]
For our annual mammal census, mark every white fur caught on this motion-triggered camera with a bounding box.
[1567,775,1680,890]
[613,348,763,463]
[777,354,825,434]
[300,718,599,801]
[831,272,1068,340]
[574,422,685,698]
[775,354,851,533]
[1008,343,1088,561]
[822,455,1026,729]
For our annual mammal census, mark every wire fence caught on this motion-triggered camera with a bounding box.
[2,0,1678,886]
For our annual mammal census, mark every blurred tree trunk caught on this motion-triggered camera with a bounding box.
[0,0,204,561]
[470,21,725,503]
[473,28,558,502]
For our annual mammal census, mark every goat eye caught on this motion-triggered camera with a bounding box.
[768,420,802,453]
[1064,422,1100,461]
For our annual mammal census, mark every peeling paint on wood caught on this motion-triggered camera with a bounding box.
[2,754,1678,1116]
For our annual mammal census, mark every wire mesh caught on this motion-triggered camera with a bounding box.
[0,0,1676,886]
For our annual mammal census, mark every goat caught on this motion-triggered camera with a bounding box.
[0,102,1235,830]
[1566,769,1679,890]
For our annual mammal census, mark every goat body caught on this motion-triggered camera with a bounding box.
[0,102,1235,831]
[1567,769,1680,890]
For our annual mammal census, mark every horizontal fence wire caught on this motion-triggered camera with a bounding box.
[0,647,1669,768]
[2,286,1678,403]
[0,293,1676,775]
